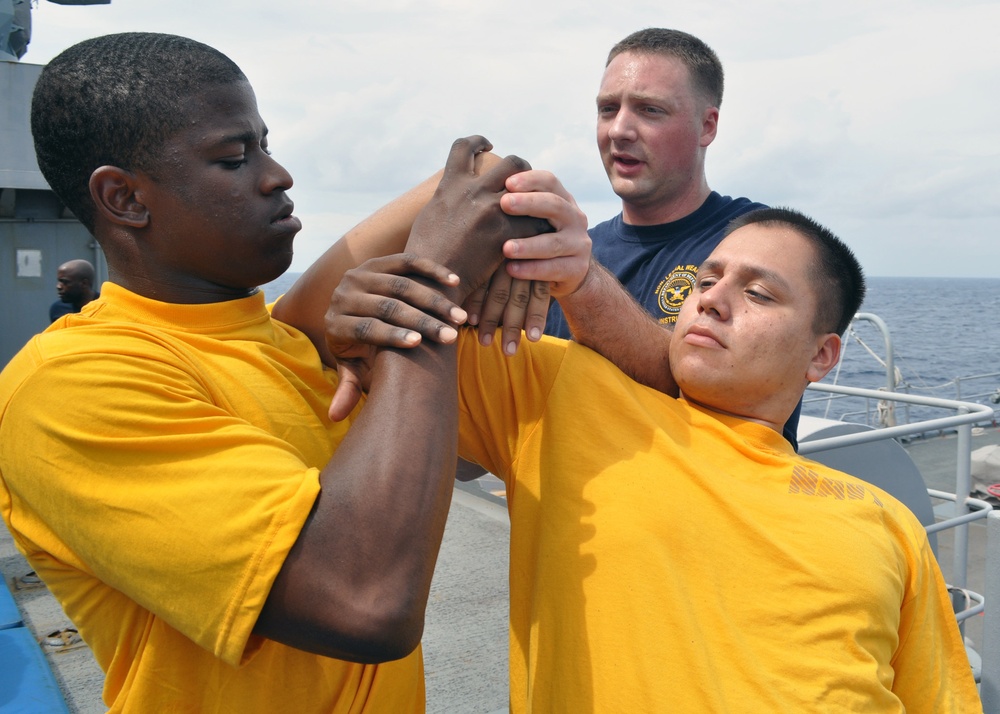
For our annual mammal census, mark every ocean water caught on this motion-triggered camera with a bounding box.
[264,273,1000,424]
[812,277,1000,425]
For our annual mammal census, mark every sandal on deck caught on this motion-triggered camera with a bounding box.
[40,627,86,654]
[13,570,46,591]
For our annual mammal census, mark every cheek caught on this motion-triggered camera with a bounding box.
[214,190,249,221]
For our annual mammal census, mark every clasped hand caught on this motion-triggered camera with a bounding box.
[325,136,591,421]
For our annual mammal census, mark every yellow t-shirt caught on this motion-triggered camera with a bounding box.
[456,331,980,713]
[0,282,422,713]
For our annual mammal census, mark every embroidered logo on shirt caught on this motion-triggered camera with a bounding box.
[655,265,699,325]
[788,464,884,506]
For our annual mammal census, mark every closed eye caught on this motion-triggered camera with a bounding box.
[746,287,774,302]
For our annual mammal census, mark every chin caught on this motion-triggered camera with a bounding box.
[260,248,295,285]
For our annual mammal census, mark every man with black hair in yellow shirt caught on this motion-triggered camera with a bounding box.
[0,31,575,712]
[322,196,981,712]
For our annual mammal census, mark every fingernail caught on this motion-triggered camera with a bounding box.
[505,341,517,355]
[528,327,541,341]
[481,333,492,347]
[451,307,468,323]
[468,313,479,326]
[440,326,458,343]
[448,273,460,285]
[403,331,420,345]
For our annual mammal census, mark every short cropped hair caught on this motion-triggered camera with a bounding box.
[606,28,724,108]
[31,32,247,231]
[61,259,95,286]
[724,208,866,336]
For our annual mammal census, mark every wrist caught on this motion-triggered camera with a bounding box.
[557,257,600,305]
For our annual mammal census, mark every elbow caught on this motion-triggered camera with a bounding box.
[259,585,428,664]
[343,597,426,663]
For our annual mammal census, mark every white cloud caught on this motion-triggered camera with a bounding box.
[19,0,1000,276]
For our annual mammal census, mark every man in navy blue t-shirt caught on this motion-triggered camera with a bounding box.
[544,28,801,447]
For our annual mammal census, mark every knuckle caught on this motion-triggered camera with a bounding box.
[510,290,530,308]
[375,298,399,321]
[417,315,442,335]
[387,276,411,298]
[353,319,374,341]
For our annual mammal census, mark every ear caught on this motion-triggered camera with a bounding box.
[806,333,842,383]
[699,105,719,148]
[89,165,149,228]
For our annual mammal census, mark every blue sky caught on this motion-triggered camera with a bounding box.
[19,0,1000,277]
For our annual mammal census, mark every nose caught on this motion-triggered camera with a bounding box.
[696,279,731,322]
[261,153,294,194]
[607,108,637,144]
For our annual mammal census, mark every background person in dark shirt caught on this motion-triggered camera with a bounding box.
[49,258,100,322]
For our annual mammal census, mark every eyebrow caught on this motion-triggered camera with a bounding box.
[700,258,793,294]
[216,126,269,146]
[596,91,669,106]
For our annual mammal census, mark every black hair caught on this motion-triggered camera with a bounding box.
[724,207,867,336]
[31,32,247,231]
[606,28,724,108]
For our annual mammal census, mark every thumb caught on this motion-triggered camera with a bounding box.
[328,365,366,422]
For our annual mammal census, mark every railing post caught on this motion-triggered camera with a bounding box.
[953,414,972,591]
[853,313,896,425]
[982,510,1000,712]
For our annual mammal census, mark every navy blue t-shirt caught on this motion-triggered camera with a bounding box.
[545,192,802,448]
[49,292,100,323]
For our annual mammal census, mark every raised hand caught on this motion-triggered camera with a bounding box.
[499,169,592,299]
[463,271,551,354]
[461,169,592,352]
[405,136,551,302]
[325,253,468,421]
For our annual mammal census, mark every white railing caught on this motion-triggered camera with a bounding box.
[983,511,1000,712]
[802,383,993,590]
[802,383,995,699]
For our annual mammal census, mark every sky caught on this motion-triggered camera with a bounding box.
[17,0,1000,278]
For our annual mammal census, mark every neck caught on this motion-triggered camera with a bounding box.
[621,181,712,226]
[679,390,796,435]
[107,269,257,305]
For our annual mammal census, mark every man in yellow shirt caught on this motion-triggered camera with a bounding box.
[0,31,564,712]
[324,202,982,712]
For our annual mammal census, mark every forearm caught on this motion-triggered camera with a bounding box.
[257,340,458,662]
[271,170,443,365]
[560,260,677,396]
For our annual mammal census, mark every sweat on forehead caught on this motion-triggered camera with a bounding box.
[30,32,248,232]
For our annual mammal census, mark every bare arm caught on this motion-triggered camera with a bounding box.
[254,137,547,662]
[558,260,677,396]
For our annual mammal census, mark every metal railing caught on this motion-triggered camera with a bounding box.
[802,383,994,590]
[983,511,1000,712]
